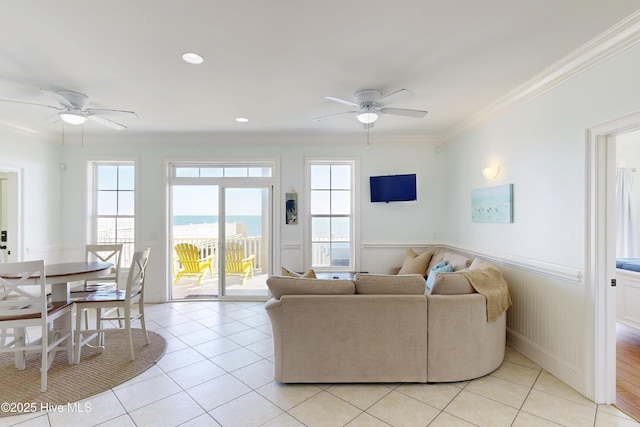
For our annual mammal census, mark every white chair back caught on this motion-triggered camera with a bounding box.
[126,248,150,300]
[0,260,46,317]
[86,244,123,286]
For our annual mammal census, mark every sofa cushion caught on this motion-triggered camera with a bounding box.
[426,261,453,290]
[281,266,317,278]
[354,273,426,295]
[430,271,476,295]
[267,276,355,300]
[428,251,472,272]
[398,248,435,276]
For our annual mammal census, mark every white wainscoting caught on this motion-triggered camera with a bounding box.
[498,262,586,394]
[359,242,434,274]
[616,268,640,331]
[280,241,303,273]
[25,243,81,263]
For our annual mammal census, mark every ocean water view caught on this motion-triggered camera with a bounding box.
[174,215,262,237]
[174,215,350,240]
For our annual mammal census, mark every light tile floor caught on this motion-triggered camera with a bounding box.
[1,300,639,427]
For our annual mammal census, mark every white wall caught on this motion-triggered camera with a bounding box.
[0,127,62,262]
[443,41,640,394]
[59,133,446,302]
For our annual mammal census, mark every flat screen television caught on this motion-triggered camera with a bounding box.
[370,174,417,203]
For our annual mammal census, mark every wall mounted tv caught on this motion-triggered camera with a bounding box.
[370,174,417,203]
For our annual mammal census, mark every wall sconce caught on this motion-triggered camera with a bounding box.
[482,166,500,180]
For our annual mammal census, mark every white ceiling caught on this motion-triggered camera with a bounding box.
[0,1,638,139]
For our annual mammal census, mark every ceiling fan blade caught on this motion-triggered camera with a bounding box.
[322,96,359,108]
[43,112,61,123]
[380,107,428,118]
[315,111,357,121]
[41,89,75,109]
[89,108,138,119]
[87,114,127,130]
[0,97,61,110]
[377,89,412,106]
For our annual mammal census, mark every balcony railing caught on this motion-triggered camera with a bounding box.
[311,238,351,267]
[100,230,348,274]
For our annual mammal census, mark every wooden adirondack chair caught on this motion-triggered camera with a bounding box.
[174,243,214,285]
[225,242,255,285]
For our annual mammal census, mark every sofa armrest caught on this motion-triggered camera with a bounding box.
[427,293,506,382]
[264,298,284,380]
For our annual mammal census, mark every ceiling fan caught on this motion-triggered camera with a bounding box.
[0,89,137,130]
[316,89,428,127]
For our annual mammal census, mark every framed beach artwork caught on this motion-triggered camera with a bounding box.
[471,184,513,223]
[285,191,298,224]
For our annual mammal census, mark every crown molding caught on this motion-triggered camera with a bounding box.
[445,9,640,141]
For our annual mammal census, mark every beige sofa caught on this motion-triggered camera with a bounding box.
[265,249,511,383]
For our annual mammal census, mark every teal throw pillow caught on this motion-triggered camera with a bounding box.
[426,261,453,290]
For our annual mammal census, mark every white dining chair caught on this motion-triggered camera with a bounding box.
[70,244,123,297]
[0,260,74,392]
[74,248,150,363]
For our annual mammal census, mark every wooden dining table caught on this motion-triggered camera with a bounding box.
[44,261,113,302]
[0,261,113,301]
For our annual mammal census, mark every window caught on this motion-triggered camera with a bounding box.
[174,166,272,178]
[90,162,135,266]
[308,161,354,270]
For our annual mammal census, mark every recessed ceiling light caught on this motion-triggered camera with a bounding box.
[182,52,204,65]
[236,117,249,123]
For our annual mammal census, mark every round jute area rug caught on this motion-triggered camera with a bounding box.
[0,329,166,417]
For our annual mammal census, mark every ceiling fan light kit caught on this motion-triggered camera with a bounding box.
[357,110,378,124]
[60,111,87,125]
[318,88,428,126]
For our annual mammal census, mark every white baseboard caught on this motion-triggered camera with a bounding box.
[507,329,585,396]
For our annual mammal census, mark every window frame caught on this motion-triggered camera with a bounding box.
[87,160,137,268]
[305,158,358,272]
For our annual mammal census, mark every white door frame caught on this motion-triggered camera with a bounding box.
[586,110,640,403]
[0,166,22,262]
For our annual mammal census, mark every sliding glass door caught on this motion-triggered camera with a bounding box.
[169,163,273,300]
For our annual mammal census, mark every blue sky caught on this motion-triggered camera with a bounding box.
[172,185,265,216]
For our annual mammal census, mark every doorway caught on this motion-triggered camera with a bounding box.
[168,163,274,301]
[586,112,640,404]
[0,168,20,263]
[612,130,640,419]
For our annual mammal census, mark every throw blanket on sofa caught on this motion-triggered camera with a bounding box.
[461,267,512,322]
